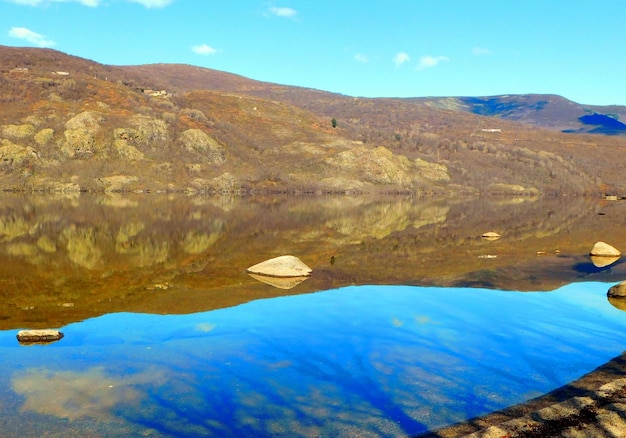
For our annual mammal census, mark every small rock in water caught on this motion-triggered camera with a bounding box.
[590,241,621,257]
[608,281,626,298]
[481,231,501,240]
[16,329,64,344]
[248,273,309,289]
[591,255,621,268]
[608,296,626,312]
[247,255,312,277]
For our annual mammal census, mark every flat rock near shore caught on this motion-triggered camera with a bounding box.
[16,329,64,343]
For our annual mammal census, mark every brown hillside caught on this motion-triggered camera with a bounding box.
[1,45,624,195]
[121,63,626,194]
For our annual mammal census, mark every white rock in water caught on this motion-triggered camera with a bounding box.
[248,273,309,289]
[17,329,64,343]
[590,241,621,257]
[247,255,312,277]
[591,255,620,268]
[481,231,501,241]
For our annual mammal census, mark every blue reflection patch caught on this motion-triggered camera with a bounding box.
[1,282,624,437]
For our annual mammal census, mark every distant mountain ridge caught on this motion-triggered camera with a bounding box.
[119,64,626,136]
[0,45,625,195]
[414,94,626,135]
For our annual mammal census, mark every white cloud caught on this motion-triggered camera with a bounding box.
[417,55,449,70]
[5,0,174,7]
[195,322,216,332]
[354,53,369,63]
[8,27,55,47]
[12,367,164,421]
[393,52,410,67]
[6,0,100,5]
[6,0,46,4]
[127,0,173,7]
[192,44,217,55]
[270,6,297,18]
[473,47,492,56]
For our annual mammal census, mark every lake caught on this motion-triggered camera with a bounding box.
[0,193,625,437]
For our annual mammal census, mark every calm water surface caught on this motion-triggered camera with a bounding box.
[0,194,625,437]
[1,282,626,437]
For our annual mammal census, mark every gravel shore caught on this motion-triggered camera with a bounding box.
[420,352,626,437]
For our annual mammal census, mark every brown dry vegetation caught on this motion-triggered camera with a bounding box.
[1,45,625,196]
[1,193,625,331]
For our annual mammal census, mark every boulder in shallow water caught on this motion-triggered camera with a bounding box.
[609,296,626,312]
[481,231,501,240]
[17,329,64,344]
[591,255,621,268]
[590,241,621,257]
[608,281,626,298]
[247,255,312,277]
[248,273,309,289]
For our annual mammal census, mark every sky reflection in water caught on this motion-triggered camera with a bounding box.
[1,282,625,437]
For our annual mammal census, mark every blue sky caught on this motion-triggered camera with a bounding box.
[2,0,625,105]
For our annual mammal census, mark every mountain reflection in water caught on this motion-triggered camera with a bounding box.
[0,194,625,436]
[1,282,626,437]
[0,193,624,329]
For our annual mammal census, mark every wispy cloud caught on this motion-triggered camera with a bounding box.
[417,55,449,70]
[354,53,369,63]
[192,44,217,55]
[393,52,410,67]
[9,27,55,47]
[269,6,297,18]
[4,0,38,4]
[6,0,99,5]
[127,0,173,7]
[195,322,216,332]
[472,46,492,56]
[12,367,163,422]
[5,0,174,7]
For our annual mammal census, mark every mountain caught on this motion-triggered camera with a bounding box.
[1,45,625,196]
[120,64,626,136]
[415,94,626,135]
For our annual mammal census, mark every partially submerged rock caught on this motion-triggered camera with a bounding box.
[608,296,626,312]
[247,255,312,278]
[590,241,621,257]
[591,255,621,268]
[481,231,501,240]
[608,281,626,298]
[17,329,64,344]
[248,273,309,289]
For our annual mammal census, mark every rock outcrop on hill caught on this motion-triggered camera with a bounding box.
[1,45,625,195]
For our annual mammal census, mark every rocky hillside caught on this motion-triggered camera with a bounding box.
[1,45,625,195]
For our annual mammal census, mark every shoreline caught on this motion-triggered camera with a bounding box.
[420,351,626,437]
